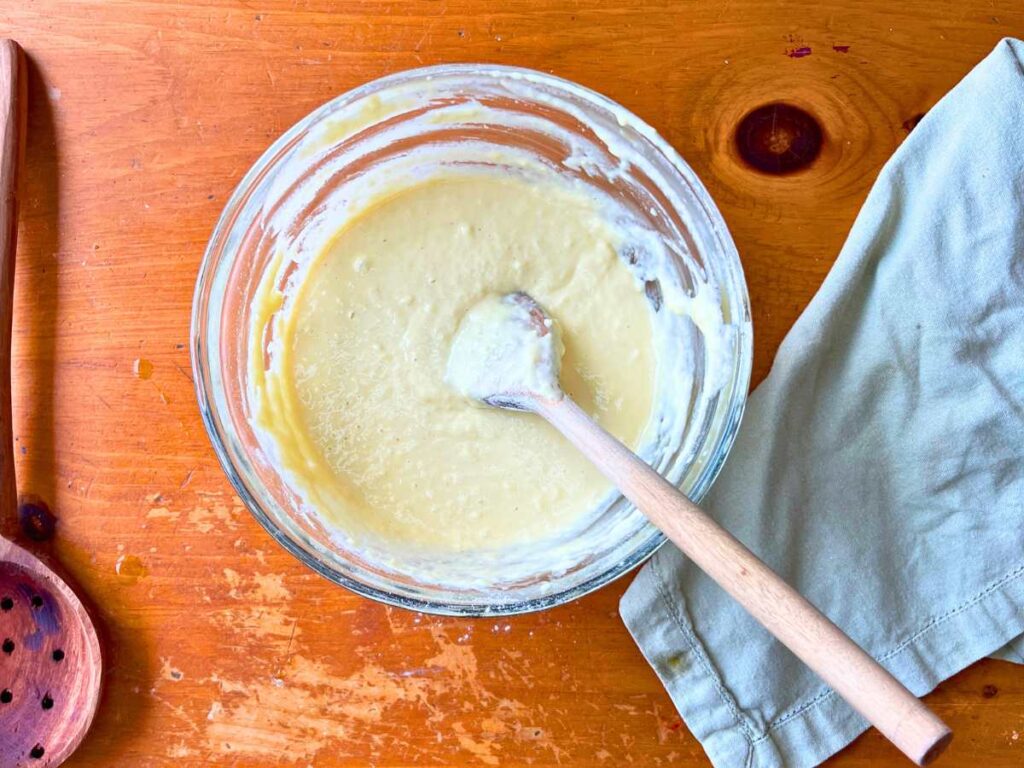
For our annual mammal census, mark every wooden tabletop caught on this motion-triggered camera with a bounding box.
[1,2,1022,766]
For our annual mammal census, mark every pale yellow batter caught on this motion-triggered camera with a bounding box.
[253,174,655,555]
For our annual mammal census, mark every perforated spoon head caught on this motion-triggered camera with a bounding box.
[0,539,102,767]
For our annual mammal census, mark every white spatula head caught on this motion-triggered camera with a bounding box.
[445,291,564,411]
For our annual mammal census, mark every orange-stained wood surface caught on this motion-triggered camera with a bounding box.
[0,2,1022,766]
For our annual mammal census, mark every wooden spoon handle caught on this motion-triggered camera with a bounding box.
[537,395,952,765]
[0,40,25,527]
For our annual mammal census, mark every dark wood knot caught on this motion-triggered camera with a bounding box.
[735,103,823,174]
[19,501,57,542]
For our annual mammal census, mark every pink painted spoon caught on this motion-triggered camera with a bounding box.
[0,40,102,767]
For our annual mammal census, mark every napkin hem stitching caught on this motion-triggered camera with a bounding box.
[875,561,1024,664]
[756,561,1024,737]
[665,559,1024,743]
[652,553,759,747]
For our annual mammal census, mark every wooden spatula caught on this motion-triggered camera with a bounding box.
[0,39,103,768]
[448,292,953,765]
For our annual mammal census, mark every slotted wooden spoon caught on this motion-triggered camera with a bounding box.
[450,292,952,765]
[0,39,103,767]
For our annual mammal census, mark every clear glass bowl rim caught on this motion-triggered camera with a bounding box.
[191,63,754,616]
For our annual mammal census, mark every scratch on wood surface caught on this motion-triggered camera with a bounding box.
[452,722,499,765]
[209,602,302,649]
[223,569,291,602]
[204,655,430,762]
[145,494,244,533]
[166,741,193,758]
[425,625,480,686]
[194,619,565,764]
[150,691,202,735]
[173,362,194,383]
[252,572,292,601]
[186,499,243,533]
[275,618,299,678]
[233,537,270,565]
[206,701,224,722]
[146,505,181,520]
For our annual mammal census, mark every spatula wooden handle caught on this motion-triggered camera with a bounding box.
[537,395,952,766]
[0,39,26,524]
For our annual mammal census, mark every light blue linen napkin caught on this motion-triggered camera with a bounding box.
[620,37,1024,768]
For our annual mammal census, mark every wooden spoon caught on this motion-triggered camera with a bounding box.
[447,292,952,766]
[0,40,103,767]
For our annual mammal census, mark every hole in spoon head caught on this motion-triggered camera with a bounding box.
[41,693,54,710]
[0,596,11,611]
[0,689,11,704]
[30,595,43,609]
[30,744,45,759]
[52,648,64,662]
[2,638,13,654]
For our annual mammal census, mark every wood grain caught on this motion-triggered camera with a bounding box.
[0,2,1020,766]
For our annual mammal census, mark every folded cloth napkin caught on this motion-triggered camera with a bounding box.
[620,37,1024,768]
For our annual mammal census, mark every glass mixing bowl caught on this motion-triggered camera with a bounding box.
[191,64,752,616]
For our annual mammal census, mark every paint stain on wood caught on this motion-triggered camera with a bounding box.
[133,358,154,379]
[114,554,148,585]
